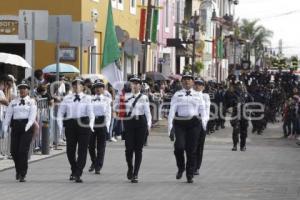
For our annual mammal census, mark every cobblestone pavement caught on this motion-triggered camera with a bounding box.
[0,121,299,200]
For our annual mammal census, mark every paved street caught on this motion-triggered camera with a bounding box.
[0,121,299,200]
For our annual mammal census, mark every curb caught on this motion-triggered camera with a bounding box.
[0,149,66,172]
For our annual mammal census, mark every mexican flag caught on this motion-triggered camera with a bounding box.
[101,1,123,90]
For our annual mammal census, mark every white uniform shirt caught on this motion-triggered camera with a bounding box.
[168,89,206,135]
[114,92,152,129]
[3,95,37,128]
[92,94,112,131]
[200,92,211,130]
[57,92,95,129]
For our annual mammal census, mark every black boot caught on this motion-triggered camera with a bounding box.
[187,175,194,183]
[16,173,20,180]
[89,164,95,172]
[19,176,26,182]
[176,170,184,179]
[74,176,83,183]
[232,145,237,151]
[69,174,75,181]
[194,169,199,175]
[240,146,246,151]
[126,150,133,180]
[127,167,133,180]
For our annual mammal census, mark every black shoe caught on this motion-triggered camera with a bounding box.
[95,170,100,175]
[187,176,194,183]
[16,174,20,180]
[221,125,225,129]
[19,176,26,182]
[232,146,237,151]
[131,175,138,183]
[257,131,262,135]
[69,174,75,181]
[89,164,95,172]
[176,170,184,180]
[75,176,83,183]
[240,147,246,151]
[194,169,199,175]
[127,168,133,180]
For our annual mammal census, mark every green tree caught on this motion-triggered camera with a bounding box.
[239,19,273,63]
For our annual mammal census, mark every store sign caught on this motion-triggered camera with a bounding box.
[0,20,18,35]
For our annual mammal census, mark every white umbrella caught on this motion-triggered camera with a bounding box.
[0,52,31,68]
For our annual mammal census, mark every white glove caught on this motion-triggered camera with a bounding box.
[89,121,94,132]
[202,119,208,131]
[25,123,31,132]
[2,124,8,134]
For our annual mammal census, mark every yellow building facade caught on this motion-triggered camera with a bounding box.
[0,0,142,78]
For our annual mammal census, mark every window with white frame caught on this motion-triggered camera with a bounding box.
[141,0,145,6]
[118,0,124,10]
[165,0,169,32]
[130,0,136,15]
[112,0,117,8]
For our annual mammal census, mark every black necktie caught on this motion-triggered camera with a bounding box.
[93,96,101,102]
[185,90,192,96]
[74,94,81,102]
[19,99,25,106]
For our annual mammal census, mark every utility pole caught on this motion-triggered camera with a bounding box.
[233,36,237,73]
[191,12,197,77]
[142,0,153,74]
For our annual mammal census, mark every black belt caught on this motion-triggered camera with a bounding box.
[64,117,89,125]
[12,119,28,122]
[126,114,146,120]
[95,116,105,124]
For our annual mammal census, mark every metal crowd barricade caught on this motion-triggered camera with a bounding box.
[30,97,50,157]
[0,127,11,160]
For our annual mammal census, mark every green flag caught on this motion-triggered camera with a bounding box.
[101,1,122,89]
[151,9,159,43]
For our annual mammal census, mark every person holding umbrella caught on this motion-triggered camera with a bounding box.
[2,81,37,182]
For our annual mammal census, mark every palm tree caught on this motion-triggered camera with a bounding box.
[239,19,273,64]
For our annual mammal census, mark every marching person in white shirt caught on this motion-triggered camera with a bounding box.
[57,78,95,183]
[88,79,112,174]
[194,78,210,176]
[168,72,206,183]
[2,81,37,182]
[115,75,151,183]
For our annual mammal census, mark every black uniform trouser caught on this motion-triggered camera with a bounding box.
[124,115,147,176]
[174,117,201,178]
[217,105,225,128]
[89,117,107,171]
[283,119,292,137]
[195,124,206,171]
[232,120,248,148]
[10,120,33,177]
[64,118,91,177]
[251,113,264,132]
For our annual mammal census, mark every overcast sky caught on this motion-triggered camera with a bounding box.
[235,0,300,57]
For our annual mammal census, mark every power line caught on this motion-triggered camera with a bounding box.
[262,9,300,19]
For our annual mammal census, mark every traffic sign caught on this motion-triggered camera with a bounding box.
[48,15,72,43]
[70,22,94,49]
[18,10,49,40]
